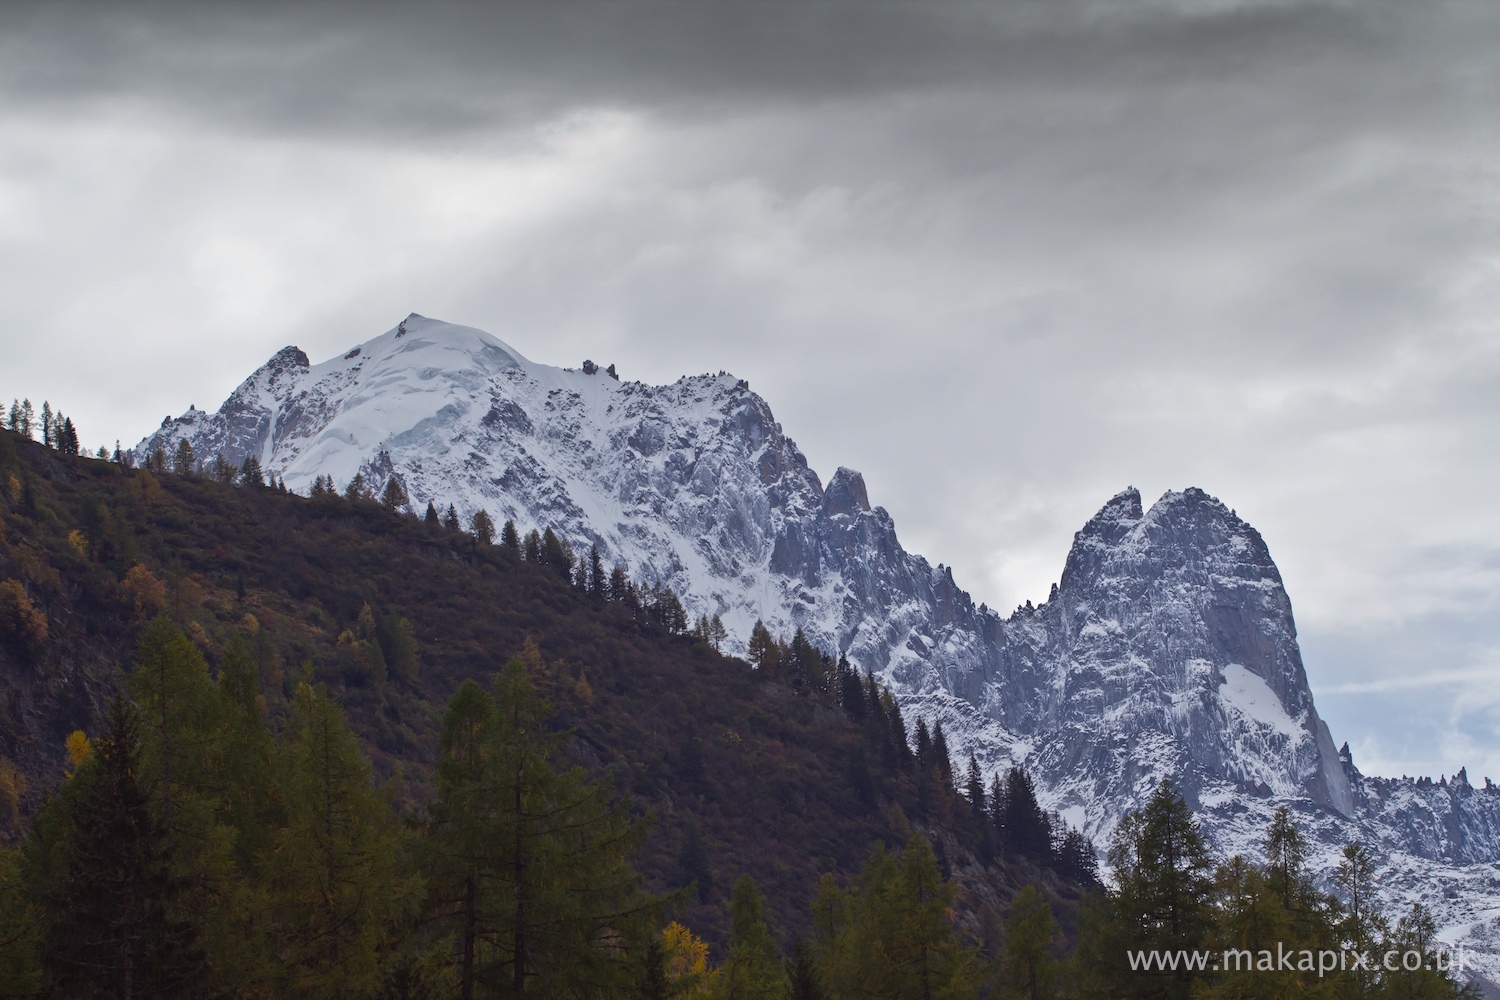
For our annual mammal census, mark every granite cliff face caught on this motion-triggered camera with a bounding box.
[996,486,1353,823]
[135,315,1500,972]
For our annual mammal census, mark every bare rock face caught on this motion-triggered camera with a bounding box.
[999,487,1354,822]
[137,316,1500,970]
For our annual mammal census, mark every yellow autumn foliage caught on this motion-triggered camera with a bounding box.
[64,731,91,776]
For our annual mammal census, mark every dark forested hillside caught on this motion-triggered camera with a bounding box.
[0,429,1084,952]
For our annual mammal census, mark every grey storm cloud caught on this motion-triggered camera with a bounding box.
[2,0,1498,780]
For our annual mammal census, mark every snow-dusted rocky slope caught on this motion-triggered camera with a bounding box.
[135,316,1500,969]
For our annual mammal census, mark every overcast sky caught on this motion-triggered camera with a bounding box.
[3,0,1497,783]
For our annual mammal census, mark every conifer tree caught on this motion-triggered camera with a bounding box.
[0,841,41,994]
[715,875,784,1000]
[1088,779,1214,1000]
[707,614,728,653]
[1334,842,1383,977]
[541,528,573,579]
[888,699,912,770]
[173,438,195,477]
[813,837,982,1000]
[501,519,520,550]
[240,456,264,487]
[58,416,79,455]
[267,682,420,999]
[677,822,713,903]
[444,504,461,531]
[40,402,51,448]
[1001,885,1058,1000]
[1264,806,1307,910]
[425,500,440,526]
[1056,828,1100,889]
[964,751,986,819]
[211,454,234,483]
[470,509,496,546]
[785,933,824,1000]
[588,546,606,597]
[380,475,408,511]
[32,696,206,999]
[1002,768,1051,858]
[609,565,629,602]
[747,621,777,673]
[426,657,659,998]
[932,720,953,787]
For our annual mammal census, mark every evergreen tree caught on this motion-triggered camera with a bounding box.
[931,721,953,787]
[609,565,629,602]
[40,402,51,448]
[914,719,933,772]
[344,471,369,500]
[1334,841,1384,988]
[210,454,234,483]
[715,875,783,1000]
[541,528,573,579]
[470,509,496,546]
[1088,779,1214,1000]
[677,822,713,903]
[1002,768,1051,858]
[501,519,520,550]
[425,500,440,526]
[426,657,660,998]
[707,614,728,653]
[964,751,986,819]
[788,629,821,689]
[444,504,461,532]
[1383,902,1466,1000]
[31,696,206,999]
[888,699,911,770]
[380,476,408,511]
[1056,828,1101,889]
[267,682,421,999]
[173,439,195,477]
[588,546,606,597]
[838,656,864,720]
[785,932,824,1000]
[814,837,982,1000]
[58,416,79,455]
[989,771,1007,841]
[240,456,264,487]
[1264,806,1307,911]
[0,842,41,995]
[1000,886,1058,1000]
[746,620,778,673]
[523,529,542,563]
[126,619,273,991]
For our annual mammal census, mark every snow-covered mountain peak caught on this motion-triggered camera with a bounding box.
[136,316,1500,976]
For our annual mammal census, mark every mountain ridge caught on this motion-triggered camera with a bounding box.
[130,314,1500,977]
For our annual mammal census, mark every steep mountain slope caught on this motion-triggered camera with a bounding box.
[133,315,1500,973]
[0,433,1082,950]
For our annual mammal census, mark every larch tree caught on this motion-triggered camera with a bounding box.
[380,475,408,511]
[427,656,661,999]
[1000,886,1058,1000]
[266,682,421,1000]
[470,509,496,547]
[713,875,784,1000]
